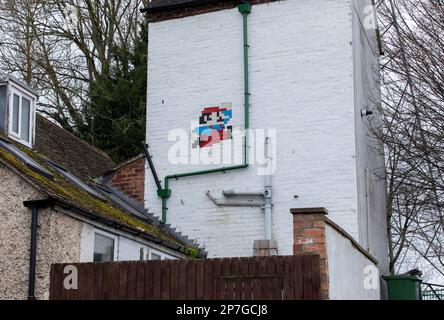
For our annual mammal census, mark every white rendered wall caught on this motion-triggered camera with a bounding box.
[326,224,380,299]
[145,0,366,258]
[79,223,179,261]
[351,0,389,275]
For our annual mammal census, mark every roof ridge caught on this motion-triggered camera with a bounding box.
[35,113,114,162]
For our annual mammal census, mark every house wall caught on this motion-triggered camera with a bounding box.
[0,163,182,300]
[0,163,82,300]
[326,223,380,300]
[351,0,389,275]
[145,0,361,257]
[34,207,82,300]
[79,221,181,262]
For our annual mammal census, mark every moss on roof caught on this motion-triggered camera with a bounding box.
[0,139,200,256]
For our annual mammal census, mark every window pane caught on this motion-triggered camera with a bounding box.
[12,94,19,134]
[21,97,30,142]
[150,253,161,260]
[93,233,114,262]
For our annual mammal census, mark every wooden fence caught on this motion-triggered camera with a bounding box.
[50,254,321,300]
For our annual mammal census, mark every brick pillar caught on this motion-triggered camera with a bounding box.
[291,207,329,300]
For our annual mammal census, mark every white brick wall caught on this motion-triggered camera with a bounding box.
[145,0,385,259]
[351,0,389,275]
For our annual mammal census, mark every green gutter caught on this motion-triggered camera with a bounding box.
[157,2,252,224]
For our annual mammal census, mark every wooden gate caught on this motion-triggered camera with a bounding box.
[50,255,321,300]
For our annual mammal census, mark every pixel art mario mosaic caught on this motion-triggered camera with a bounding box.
[193,103,233,149]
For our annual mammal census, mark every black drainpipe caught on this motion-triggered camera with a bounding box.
[142,143,162,191]
[23,198,54,300]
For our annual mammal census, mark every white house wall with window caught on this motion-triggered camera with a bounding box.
[0,77,187,265]
[0,76,37,148]
[79,223,179,263]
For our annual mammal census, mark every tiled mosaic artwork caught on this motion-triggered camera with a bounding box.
[193,103,233,149]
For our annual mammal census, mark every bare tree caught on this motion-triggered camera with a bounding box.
[377,0,444,280]
[0,0,149,136]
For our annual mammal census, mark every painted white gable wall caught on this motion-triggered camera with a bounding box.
[145,0,387,267]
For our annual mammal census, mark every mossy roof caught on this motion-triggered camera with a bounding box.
[0,134,203,258]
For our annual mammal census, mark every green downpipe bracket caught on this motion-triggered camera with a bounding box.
[158,2,252,224]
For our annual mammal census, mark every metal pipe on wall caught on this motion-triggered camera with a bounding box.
[264,137,273,240]
[28,204,38,300]
[222,190,264,197]
[206,191,262,207]
[365,168,371,252]
[23,198,53,300]
[208,136,274,240]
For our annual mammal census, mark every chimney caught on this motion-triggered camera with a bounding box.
[103,154,145,204]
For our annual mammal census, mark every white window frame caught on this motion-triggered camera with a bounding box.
[7,84,36,148]
[149,247,171,260]
[143,246,177,261]
[150,251,162,260]
[93,229,118,262]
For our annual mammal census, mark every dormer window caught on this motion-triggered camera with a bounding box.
[0,77,38,148]
[9,87,34,146]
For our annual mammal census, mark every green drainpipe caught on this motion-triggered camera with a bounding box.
[157,2,252,224]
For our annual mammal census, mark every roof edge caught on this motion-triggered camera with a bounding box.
[141,0,280,22]
[1,75,39,97]
[108,153,144,173]
[55,197,206,258]
[141,0,237,13]
[23,198,56,208]
[0,147,204,258]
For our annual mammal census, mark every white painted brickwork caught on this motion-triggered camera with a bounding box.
[352,0,389,272]
[145,0,387,261]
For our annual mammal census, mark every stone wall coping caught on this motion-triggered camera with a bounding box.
[290,207,329,215]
